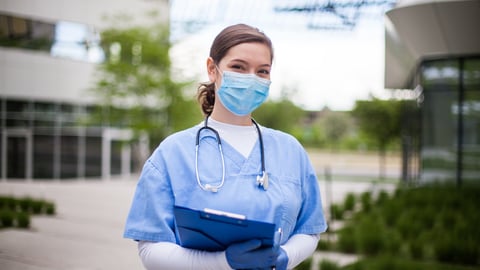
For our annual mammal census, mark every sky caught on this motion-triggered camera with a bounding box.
[169,0,396,111]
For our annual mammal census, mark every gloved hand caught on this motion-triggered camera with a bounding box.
[225,239,279,269]
[273,247,288,270]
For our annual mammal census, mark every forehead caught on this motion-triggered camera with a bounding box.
[221,42,272,65]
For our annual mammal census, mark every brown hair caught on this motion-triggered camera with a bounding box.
[197,24,274,116]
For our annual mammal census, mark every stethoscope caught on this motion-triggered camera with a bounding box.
[195,116,268,192]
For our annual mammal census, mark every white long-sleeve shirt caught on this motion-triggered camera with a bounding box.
[138,234,320,270]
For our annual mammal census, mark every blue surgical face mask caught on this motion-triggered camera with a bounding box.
[217,70,271,116]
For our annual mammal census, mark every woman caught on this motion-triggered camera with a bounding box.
[124,23,327,270]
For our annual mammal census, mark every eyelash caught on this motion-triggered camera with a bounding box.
[230,65,270,75]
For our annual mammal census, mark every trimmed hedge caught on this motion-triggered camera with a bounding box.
[332,183,480,268]
[0,195,55,229]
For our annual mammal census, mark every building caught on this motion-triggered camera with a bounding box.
[385,0,480,183]
[0,0,169,180]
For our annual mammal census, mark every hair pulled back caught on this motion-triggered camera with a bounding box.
[197,24,274,116]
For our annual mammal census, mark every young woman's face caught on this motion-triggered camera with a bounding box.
[208,42,272,84]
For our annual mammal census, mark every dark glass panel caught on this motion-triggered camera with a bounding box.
[6,100,29,127]
[420,59,459,181]
[7,137,26,178]
[33,135,54,178]
[462,58,480,181]
[110,140,122,175]
[85,136,102,177]
[60,135,78,178]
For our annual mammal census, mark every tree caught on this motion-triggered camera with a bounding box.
[89,15,202,155]
[253,99,305,134]
[352,98,403,179]
[318,111,351,151]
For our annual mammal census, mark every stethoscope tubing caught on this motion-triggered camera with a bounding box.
[195,124,226,192]
[195,116,266,192]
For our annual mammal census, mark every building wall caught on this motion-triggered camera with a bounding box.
[0,0,169,180]
[385,0,480,184]
[0,0,166,29]
[0,48,96,103]
[0,0,169,104]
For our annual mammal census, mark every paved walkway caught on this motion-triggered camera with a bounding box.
[0,176,396,270]
[0,179,141,270]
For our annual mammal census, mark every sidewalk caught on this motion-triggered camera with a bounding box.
[0,179,142,270]
[0,177,396,270]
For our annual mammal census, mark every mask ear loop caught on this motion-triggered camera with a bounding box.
[214,65,223,88]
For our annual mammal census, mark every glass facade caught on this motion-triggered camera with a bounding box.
[0,98,134,180]
[419,56,480,183]
[0,13,104,63]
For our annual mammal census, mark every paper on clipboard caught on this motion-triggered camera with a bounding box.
[173,205,276,251]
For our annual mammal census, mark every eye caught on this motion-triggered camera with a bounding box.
[257,69,271,78]
[230,64,245,71]
[258,69,270,75]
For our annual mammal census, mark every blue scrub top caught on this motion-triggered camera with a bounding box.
[124,124,327,245]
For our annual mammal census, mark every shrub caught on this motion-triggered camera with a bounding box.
[376,190,389,205]
[434,234,479,265]
[343,193,356,211]
[357,218,385,256]
[0,209,15,228]
[360,191,372,212]
[16,212,30,228]
[319,259,340,270]
[45,202,56,215]
[317,239,332,251]
[0,195,56,230]
[330,204,344,220]
[19,197,33,212]
[340,183,480,268]
[0,196,17,211]
[337,226,357,253]
[31,199,44,214]
[383,230,402,254]
[409,238,424,260]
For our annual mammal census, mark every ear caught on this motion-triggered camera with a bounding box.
[206,57,217,83]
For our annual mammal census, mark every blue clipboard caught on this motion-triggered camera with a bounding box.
[173,205,276,251]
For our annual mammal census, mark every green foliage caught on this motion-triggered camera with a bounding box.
[351,98,416,178]
[337,226,357,253]
[335,183,480,267]
[16,212,30,228]
[319,259,341,270]
[253,99,305,134]
[344,255,478,270]
[0,195,56,229]
[0,209,15,228]
[356,216,385,256]
[359,191,372,212]
[317,239,333,251]
[330,203,344,220]
[89,16,201,150]
[351,98,404,150]
[320,112,351,149]
[343,193,356,211]
[302,109,357,150]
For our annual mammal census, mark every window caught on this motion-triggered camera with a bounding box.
[0,13,104,63]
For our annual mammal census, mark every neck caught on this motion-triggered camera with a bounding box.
[210,108,252,126]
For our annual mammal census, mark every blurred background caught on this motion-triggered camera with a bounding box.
[0,0,479,269]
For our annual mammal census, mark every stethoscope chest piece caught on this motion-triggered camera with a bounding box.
[256,171,269,190]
